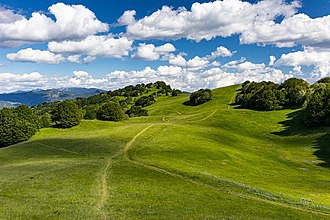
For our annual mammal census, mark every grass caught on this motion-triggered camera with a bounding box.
[0,84,329,219]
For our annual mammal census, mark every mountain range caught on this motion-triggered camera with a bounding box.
[0,88,105,107]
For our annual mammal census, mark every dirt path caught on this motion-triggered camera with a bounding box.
[96,149,122,219]
[97,158,112,218]
[124,125,154,159]
[123,125,330,217]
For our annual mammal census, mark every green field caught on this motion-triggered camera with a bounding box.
[0,85,329,219]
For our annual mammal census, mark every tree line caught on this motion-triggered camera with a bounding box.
[0,81,181,147]
[235,77,330,126]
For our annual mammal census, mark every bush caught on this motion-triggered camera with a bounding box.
[96,102,125,121]
[189,89,213,105]
[51,100,82,128]
[126,106,148,117]
[0,105,40,147]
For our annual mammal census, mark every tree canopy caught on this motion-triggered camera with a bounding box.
[51,100,82,128]
[0,105,40,147]
[190,89,213,106]
[96,102,125,121]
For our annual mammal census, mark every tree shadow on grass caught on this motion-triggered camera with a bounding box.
[272,110,330,167]
[183,100,192,106]
[271,110,314,136]
[313,133,330,168]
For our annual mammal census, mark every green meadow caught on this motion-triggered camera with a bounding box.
[0,85,329,219]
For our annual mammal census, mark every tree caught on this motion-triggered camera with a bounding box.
[40,112,52,128]
[135,95,156,107]
[96,102,125,121]
[304,84,330,126]
[51,100,82,128]
[280,78,310,106]
[0,106,40,147]
[172,89,182,96]
[316,77,330,84]
[189,89,213,105]
[126,106,148,117]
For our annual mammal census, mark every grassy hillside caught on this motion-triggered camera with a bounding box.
[0,85,329,219]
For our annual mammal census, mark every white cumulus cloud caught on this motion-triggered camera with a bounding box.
[276,47,330,79]
[0,3,108,46]
[48,35,133,58]
[132,43,176,61]
[6,48,65,64]
[120,0,299,42]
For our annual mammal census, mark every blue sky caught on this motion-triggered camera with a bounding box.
[0,0,329,92]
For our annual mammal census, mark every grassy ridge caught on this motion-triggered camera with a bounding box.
[0,85,329,219]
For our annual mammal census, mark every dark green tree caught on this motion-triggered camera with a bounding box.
[189,89,213,105]
[96,102,125,121]
[51,100,82,128]
[280,78,310,106]
[135,95,156,107]
[40,112,52,128]
[304,84,330,126]
[126,106,148,117]
[0,106,40,147]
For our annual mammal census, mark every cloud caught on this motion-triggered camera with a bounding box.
[0,59,296,93]
[6,48,65,64]
[73,70,90,79]
[0,3,108,46]
[0,72,48,93]
[269,56,276,66]
[276,47,330,79]
[120,0,299,42]
[207,46,235,60]
[48,35,133,58]
[240,13,330,48]
[119,0,330,49]
[276,47,330,67]
[118,10,136,25]
[133,43,176,61]
[168,46,234,70]
[67,55,96,64]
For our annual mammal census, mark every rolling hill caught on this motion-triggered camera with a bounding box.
[0,85,329,219]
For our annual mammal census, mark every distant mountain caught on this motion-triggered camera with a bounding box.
[0,88,106,107]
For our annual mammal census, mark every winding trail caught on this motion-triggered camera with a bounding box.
[98,158,111,215]
[123,124,330,217]
[97,150,122,219]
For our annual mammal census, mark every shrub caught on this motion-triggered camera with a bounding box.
[51,100,82,128]
[189,89,213,105]
[96,102,125,121]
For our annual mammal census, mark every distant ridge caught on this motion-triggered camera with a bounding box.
[0,87,105,107]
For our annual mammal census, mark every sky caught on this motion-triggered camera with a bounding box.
[0,0,329,93]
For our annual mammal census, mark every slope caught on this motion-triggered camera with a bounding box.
[0,85,329,219]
